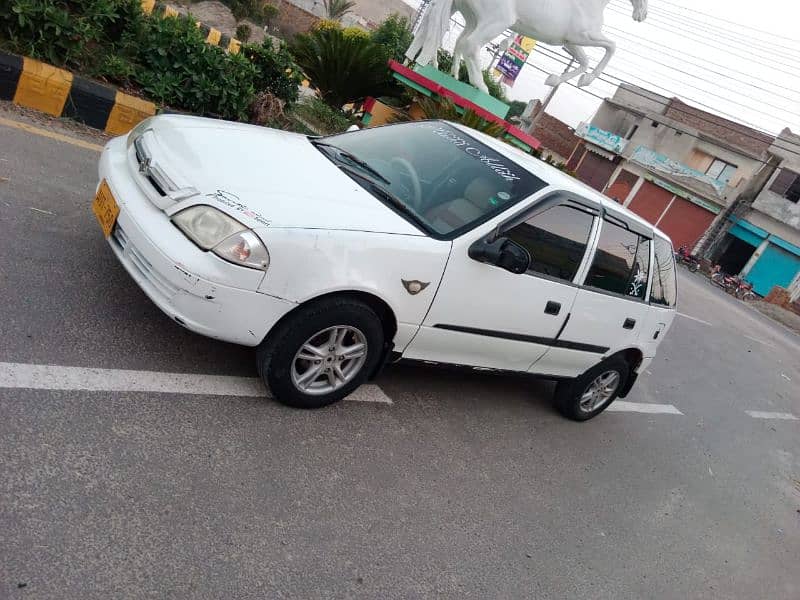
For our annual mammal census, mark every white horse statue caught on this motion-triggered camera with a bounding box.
[406,0,648,93]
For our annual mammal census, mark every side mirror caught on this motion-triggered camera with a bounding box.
[468,236,531,275]
[346,124,360,132]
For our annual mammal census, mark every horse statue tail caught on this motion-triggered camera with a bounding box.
[405,0,455,66]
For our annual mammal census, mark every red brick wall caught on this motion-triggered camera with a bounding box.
[764,287,800,316]
[664,98,774,156]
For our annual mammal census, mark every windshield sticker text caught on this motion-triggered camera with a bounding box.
[426,125,522,182]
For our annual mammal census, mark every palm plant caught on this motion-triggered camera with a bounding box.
[411,97,508,137]
[290,27,397,110]
[323,0,356,21]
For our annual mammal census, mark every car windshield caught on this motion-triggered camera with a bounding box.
[313,122,547,238]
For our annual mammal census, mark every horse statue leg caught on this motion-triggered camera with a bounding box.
[576,31,616,87]
[459,10,512,93]
[544,43,590,87]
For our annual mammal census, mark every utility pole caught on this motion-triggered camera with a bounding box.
[412,0,431,34]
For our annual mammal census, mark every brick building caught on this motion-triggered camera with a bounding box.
[568,84,771,253]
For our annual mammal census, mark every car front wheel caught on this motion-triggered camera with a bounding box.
[554,356,630,421]
[257,298,385,409]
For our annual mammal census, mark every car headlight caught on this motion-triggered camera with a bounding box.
[172,206,270,270]
[126,117,155,149]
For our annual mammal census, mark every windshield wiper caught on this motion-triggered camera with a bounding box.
[338,166,429,234]
[313,142,392,186]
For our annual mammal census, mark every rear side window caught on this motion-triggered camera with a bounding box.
[650,236,677,307]
[505,204,595,281]
[584,220,651,300]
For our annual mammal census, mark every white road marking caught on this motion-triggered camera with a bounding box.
[0,362,393,405]
[745,411,798,421]
[677,312,713,326]
[607,401,683,415]
[744,334,775,348]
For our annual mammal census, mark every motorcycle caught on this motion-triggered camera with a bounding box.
[711,267,757,301]
[675,246,701,272]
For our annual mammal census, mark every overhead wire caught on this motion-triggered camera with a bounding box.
[607,0,800,59]
[522,54,800,160]
[533,45,800,123]
[604,5,800,75]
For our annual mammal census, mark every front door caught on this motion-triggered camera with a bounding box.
[405,198,599,371]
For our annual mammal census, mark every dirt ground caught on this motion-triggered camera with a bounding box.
[172,1,268,43]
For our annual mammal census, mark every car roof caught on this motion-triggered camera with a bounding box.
[449,122,673,244]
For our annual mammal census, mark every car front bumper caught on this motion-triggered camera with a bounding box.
[98,137,295,347]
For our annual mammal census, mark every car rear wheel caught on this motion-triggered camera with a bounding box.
[257,298,385,409]
[554,356,630,421]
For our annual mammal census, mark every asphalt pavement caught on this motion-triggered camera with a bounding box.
[1,108,798,599]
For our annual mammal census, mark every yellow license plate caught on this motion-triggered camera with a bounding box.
[92,179,120,238]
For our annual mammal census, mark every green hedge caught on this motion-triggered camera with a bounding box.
[0,0,301,120]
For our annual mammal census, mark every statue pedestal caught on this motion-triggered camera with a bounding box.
[403,64,511,121]
[362,60,541,154]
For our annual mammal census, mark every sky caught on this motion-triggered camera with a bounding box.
[401,0,800,135]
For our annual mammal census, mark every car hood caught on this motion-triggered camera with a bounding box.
[145,115,423,236]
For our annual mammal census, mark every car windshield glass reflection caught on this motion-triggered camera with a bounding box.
[314,122,546,238]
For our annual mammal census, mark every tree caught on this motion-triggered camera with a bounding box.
[370,13,413,63]
[507,100,528,119]
[290,26,398,109]
[323,0,356,21]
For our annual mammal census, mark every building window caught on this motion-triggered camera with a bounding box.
[626,124,639,140]
[706,158,737,185]
[770,168,800,203]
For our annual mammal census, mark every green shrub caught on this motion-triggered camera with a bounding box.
[370,14,413,63]
[290,96,351,134]
[218,0,278,25]
[130,15,256,119]
[290,26,398,109]
[0,0,144,69]
[236,23,252,42]
[243,39,302,105]
[0,0,301,122]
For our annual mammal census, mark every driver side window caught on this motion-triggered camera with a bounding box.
[505,204,595,282]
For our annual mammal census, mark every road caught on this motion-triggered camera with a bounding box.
[1,109,798,599]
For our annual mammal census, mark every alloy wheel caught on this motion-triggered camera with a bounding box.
[291,326,368,396]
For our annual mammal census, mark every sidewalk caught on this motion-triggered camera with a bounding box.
[752,301,800,336]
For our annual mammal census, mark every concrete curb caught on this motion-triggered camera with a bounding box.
[0,51,156,135]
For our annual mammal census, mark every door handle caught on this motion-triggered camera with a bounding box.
[623,318,636,330]
[544,301,561,315]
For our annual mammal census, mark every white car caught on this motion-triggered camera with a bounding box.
[94,116,677,421]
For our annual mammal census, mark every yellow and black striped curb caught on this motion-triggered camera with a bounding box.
[143,0,244,54]
[0,52,156,135]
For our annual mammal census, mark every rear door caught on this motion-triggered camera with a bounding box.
[531,212,654,377]
[404,194,600,371]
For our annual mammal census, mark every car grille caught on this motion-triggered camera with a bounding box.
[112,225,179,300]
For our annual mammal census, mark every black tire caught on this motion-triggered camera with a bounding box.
[256,297,385,409]
[554,356,630,421]
[689,262,700,272]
